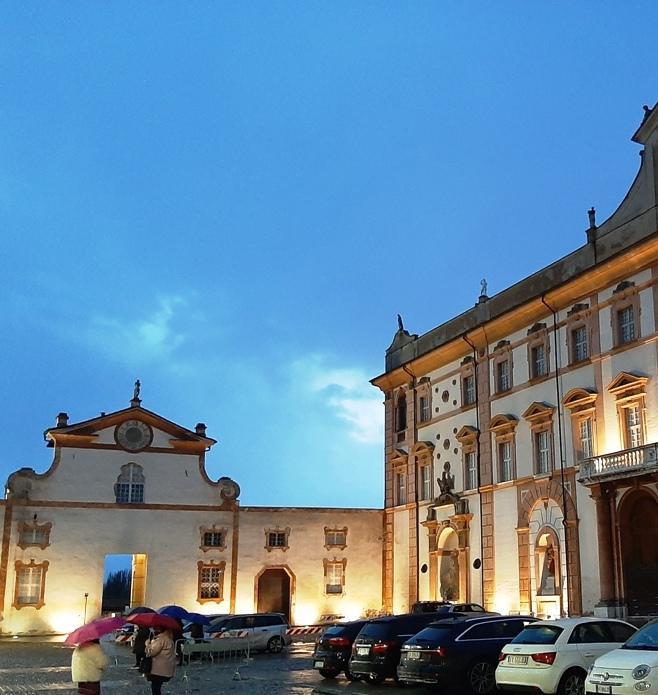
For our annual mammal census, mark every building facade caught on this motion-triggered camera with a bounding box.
[372,102,658,621]
[0,396,383,635]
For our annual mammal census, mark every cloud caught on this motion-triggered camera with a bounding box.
[290,354,383,444]
[81,295,188,366]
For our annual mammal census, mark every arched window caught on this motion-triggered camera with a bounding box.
[115,463,144,504]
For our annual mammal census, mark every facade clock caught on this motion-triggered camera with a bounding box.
[115,420,153,452]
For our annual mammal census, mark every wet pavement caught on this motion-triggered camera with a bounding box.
[0,639,435,694]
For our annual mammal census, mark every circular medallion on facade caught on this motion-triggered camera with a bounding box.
[115,420,153,451]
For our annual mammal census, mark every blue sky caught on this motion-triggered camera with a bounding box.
[2,3,657,507]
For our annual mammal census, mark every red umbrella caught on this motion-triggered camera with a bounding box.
[127,612,181,631]
[65,616,127,646]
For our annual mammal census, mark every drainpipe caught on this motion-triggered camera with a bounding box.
[541,295,571,617]
[462,334,485,605]
[402,362,420,605]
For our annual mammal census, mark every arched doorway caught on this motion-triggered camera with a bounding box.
[437,527,461,601]
[620,490,658,615]
[256,567,292,622]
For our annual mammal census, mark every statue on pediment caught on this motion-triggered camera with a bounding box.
[436,462,460,505]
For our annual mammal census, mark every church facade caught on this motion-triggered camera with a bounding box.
[371,102,658,621]
[0,395,383,635]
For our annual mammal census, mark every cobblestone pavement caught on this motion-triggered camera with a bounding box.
[0,639,436,694]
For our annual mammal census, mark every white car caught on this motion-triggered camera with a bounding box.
[586,618,658,695]
[497,617,636,695]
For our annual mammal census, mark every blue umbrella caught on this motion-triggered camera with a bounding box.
[186,612,211,625]
[158,605,190,621]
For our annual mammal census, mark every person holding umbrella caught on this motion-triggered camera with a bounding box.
[132,626,150,669]
[66,617,124,695]
[71,639,109,695]
[144,628,177,695]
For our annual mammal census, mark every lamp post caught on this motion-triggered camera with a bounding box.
[83,593,89,623]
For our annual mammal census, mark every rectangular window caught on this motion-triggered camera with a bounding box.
[396,472,407,505]
[419,396,430,423]
[578,418,593,460]
[465,452,477,490]
[625,405,643,448]
[115,482,144,504]
[203,531,224,548]
[420,465,432,501]
[267,532,287,548]
[497,359,511,393]
[536,430,551,474]
[325,530,347,548]
[325,562,344,594]
[16,565,45,606]
[498,441,513,482]
[572,326,588,362]
[18,524,51,549]
[531,344,547,378]
[199,565,224,600]
[618,306,636,344]
[463,374,476,405]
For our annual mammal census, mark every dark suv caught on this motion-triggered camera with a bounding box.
[412,601,487,614]
[398,614,536,693]
[349,612,492,685]
[312,620,367,680]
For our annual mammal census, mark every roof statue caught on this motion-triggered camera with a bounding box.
[588,207,596,229]
[397,313,404,331]
[131,379,142,407]
[480,278,488,297]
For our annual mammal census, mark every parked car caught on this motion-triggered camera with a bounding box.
[585,617,658,695]
[312,619,367,680]
[206,613,289,652]
[398,614,536,693]
[412,601,487,614]
[497,617,636,695]
[349,611,494,685]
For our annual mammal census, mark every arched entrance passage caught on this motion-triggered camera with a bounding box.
[620,490,658,615]
[255,566,293,623]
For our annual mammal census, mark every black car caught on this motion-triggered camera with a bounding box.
[312,620,367,680]
[412,601,488,614]
[398,614,536,693]
[349,611,495,685]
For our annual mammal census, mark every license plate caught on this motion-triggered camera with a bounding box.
[356,646,370,656]
[508,655,528,665]
[407,650,421,660]
[596,686,612,695]
[314,660,324,668]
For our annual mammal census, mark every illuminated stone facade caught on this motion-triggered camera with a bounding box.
[0,404,383,635]
[371,102,658,620]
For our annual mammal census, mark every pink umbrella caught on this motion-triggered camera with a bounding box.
[64,616,127,646]
[126,612,181,632]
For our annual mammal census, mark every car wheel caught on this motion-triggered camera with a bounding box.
[468,660,497,694]
[366,673,385,685]
[558,669,585,695]
[319,667,338,679]
[344,667,361,681]
[266,636,284,653]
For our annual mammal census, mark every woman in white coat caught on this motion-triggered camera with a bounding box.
[71,639,109,695]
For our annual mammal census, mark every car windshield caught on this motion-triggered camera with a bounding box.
[406,626,455,645]
[511,625,563,645]
[623,621,658,651]
[358,622,391,640]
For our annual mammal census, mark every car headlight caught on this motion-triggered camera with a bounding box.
[633,665,652,680]
[587,665,595,677]
[634,682,651,692]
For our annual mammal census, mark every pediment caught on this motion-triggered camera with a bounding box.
[607,371,648,395]
[455,425,478,443]
[410,441,435,455]
[522,401,555,422]
[44,406,216,453]
[562,388,597,409]
[489,414,518,432]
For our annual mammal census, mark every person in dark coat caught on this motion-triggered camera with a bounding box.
[132,627,150,669]
[189,622,205,641]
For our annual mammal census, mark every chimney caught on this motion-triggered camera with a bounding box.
[56,412,69,428]
[195,423,207,436]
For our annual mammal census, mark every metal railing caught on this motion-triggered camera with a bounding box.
[579,442,658,483]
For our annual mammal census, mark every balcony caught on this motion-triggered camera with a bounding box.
[579,443,658,484]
